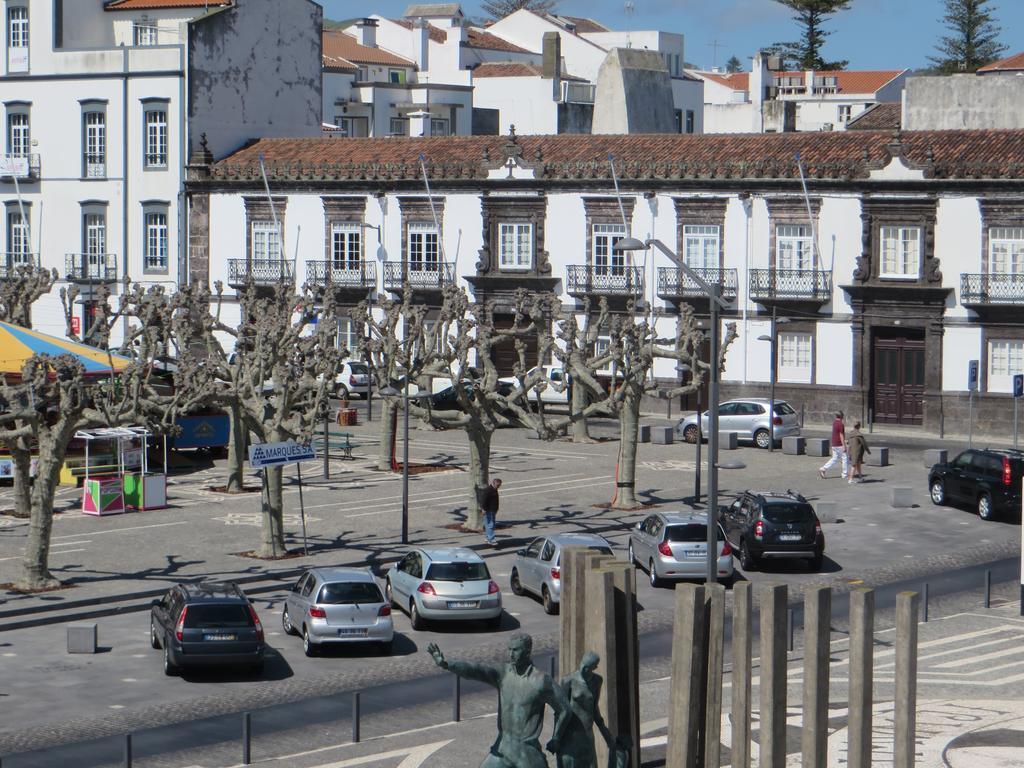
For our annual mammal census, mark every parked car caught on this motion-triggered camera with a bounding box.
[334,361,371,399]
[385,547,502,630]
[281,567,393,656]
[928,448,1024,521]
[628,512,734,586]
[675,399,800,449]
[428,380,517,413]
[510,533,613,614]
[150,581,264,676]
[720,490,825,571]
[498,365,571,406]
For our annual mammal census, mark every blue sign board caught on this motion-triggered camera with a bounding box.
[1015,374,1024,398]
[248,440,316,469]
[173,414,230,449]
[968,360,979,392]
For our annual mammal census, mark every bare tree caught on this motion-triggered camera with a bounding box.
[0,266,58,328]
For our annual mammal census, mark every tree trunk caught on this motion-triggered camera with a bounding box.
[464,426,492,531]
[379,399,398,472]
[570,380,593,443]
[225,401,247,493]
[612,387,641,510]
[19,451,66,590]
[257,464,287,558]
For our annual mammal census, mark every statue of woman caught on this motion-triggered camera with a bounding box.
[546,651,620,768]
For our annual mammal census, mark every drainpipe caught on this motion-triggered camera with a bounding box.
[122,47,130,338]
[740,192,752,383]
[178,43,187,286]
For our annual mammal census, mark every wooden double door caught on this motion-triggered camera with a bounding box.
[490,316,539,377]
[872,330,925,425]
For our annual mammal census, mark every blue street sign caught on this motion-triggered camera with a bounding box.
[968,360,979,392]
[1015,374,1024,399]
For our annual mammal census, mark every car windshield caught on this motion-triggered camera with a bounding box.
[317,582,383,605]
[762,504,813,524]
[426,561,490,582]
[773,402,796,415]
[183,604,253,628]
[665,524,707,542]
[348,363,368,375]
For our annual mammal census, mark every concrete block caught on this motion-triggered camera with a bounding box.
[651,426,673,445]
[816,502,837,524]
[719,432,738,450]
[638,425,651,443]
[67,624,97,654]
[806,438,831,458]
[866,446,890,467]
[890,487,914,508]
[782,436,805,455]
[922,449,947,468]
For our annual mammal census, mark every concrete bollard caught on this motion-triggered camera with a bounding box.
[67,624,97,654]
[719,432,738,450]
[922,448,947,468]
[890,487,914,508]
[759,584,788,768]
[866,446,890,467]
[651,426,674,445]
[816,502,837,524]
[782,436,805,455]
[806,438,830,457]
[639,425,651,443]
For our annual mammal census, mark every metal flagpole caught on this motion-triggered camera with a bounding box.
[257,154,286,263]
[296,462,309,556]
[418,154,446,263]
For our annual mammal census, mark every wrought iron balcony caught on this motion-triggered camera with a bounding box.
[227,258,295,287]
[0,253,39,279]
[657,267,738,302]
[306,260,377,292]
[749,268,832,304]
[0,154,40,181]
[383,261,456,292]
[65,253,117,283]
[960,273,1024,306]
[565,265,645,297]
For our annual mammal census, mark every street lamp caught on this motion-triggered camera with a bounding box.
[379,383,431,544]
[356,223,386,424]
[756,312,790,453]
[615,236,731,585]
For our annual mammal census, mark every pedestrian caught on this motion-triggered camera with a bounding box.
[481,478,502,546]
[846,421,870,483]
[819,410,848,480]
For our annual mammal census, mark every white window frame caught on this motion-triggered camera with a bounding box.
[7,210,30,265]
[84,110,106,178]
[407,222,439,272]
[251,221,281,262]
[592,223,626,275]
[133,21,158,46]
[337,316,361,355]
[84,212,106,272]
[356,66,369,81]
[683,224,719,270]
[429,118,449,137]
[7,5,28,72]
[778,331,812,384]
[775,224,813,271]
[988,339,1024,393]
[593,334,613,375]
[7,112,29,157]
[331,222,362,270]
[144,211,168,272]
[498,222,532,271]
[838,104,852,123]
[334,116,368,138]
[989,227,1024,275]
[144,107,168,168]
[879,225,921,280]
[389,117,409,136]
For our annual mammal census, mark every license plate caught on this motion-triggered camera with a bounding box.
[779,534,802,541]
[203,634,236,641]
[338,628,367,636]
[447,601,478,609]
[684,550,704,558]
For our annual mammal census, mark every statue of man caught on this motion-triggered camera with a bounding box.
[547,651,619,768]
[428,633,567,767]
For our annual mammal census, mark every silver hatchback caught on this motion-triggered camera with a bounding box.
[628,511,734,586]
[676,399,800,449]
[510,533,614,615]
[282,567,394,656]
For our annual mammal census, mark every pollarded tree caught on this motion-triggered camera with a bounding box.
[0,266,58,328]
[929,0,1007,73]
[771,0,852,70]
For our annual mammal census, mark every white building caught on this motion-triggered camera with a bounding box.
[0,0,323,337]
[186,129,1024,437]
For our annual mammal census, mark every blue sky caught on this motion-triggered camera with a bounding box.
[316,0,1023,71]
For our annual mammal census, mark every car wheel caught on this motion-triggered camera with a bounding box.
[410,600,426,631]
[810,552,824,572]
[541,586,558,615]
[930,479,946,506]
[335,384,349,399]
[683,424,700,444]
[739,540,757,571]
[163,643,178,677]
[627,542,636,566]
[303,627,317,657]
[282,606,296,636]
[978,493,996,521]
[385,579,396,608]
[150,617,161,649]
[510,569,525,596]
[754,429,771,450]
[648,560,662,588]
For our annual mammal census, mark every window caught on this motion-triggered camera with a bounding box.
[592,223,626,275]
[144,106,168,168]
[778,331,812,383]
[84,212,107,276]
[331,223,362,270]
[838,104,852,123]
[498,222,532,271]
[144,210,168,272]
[388,69,406,84]
[879,226,920,279]
[685,110,695,134]
[429,118,449,137]
[408,222,439,271]
[7,6,28,72]
[389,117,409,136]
[337,316,361,354]
[989,340,1024,393]
[989,227,1024,275]
[333,116,368,137]
[775,224,813,271]
[7,210,30,265]
[133,21,158,46]
[356,66,369,81]
[683,225,719,270]
[593,334,613,374]
[7,112,29,157]
[84,110,105,178]
[251,221,281,262]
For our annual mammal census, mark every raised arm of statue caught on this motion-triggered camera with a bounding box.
[427,643,502,688]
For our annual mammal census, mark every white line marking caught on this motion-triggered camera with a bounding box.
[256,740,455,768]
[51,521,188,539]
[51,540,92,547]
[932,644,1024,669]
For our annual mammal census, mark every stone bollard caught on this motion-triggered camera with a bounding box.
[890,487,914,508]
[848,589,875,768]
[559,547,613,678]
[782,436,805,455]
[651,426,674,445]
[731,582,753,768]
[801,587,831,768]
[639,425,651,443]
[667,584,706,768]
[816,501,837,524]
[67,624,98,654]
[759,584,788,768]
[719,432,738,450]
[922,448,947,468]
[866,446,890,467]
[806,438,830,457]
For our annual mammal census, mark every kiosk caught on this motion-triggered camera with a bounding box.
[76,427,167,515]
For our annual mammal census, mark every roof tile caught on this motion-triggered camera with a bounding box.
[322,30,415,68]
[105,0,230,9]
[472,62,585,81]
[846,103,901,131]
[978,51,1024,72]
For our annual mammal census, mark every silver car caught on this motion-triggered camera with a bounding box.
[282,567,394,656]
[675,398,800,449]
[509,533,614,615]
[628,511,734,586]
[385,547,502,630]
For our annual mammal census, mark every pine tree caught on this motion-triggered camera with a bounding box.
[480,0,558,22]
[929,0,1007,73]
[771,0,852,70]
[725,55,743,73]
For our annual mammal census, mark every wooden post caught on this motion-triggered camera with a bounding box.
[759,583,788,768]
[894,591,919,768]
[731,582,753,768]
[667,584,706,768]
[704,583,726,768]
[801,586,831,768]
[848,588,875,768]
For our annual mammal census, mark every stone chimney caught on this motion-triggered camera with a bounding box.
[750,51,771,132]
[542,31,562,100]
[356,18,378,48]
[413,18,430,71]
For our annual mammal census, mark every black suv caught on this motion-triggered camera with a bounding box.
[150,582,265,676]
[720,490,825,571]
[928,448,1024,521]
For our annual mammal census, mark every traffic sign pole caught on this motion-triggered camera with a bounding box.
[296,463,309,556]
[968,360,979,449]
[1014,374,1023,449]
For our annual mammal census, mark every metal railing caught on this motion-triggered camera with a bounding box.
[960,272,1024,305]
[227,259,295,286]
[85,155,106,179]
[565,265,645,297]
[306,260,377,290]
[0,252,39,278]
[748,268,831,302]
[561,81,596,104]
[382,261,456,291]
[657,267,738,301]
[65,253,117,282]
[0,153,40,180]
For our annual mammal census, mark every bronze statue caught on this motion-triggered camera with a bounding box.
[547,651,628,768]
[428,634,567,767]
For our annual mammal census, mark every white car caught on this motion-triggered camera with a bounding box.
[334,361,370,399]
[498,365,570,405]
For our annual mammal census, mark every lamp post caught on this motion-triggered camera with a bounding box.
[356,223,386,424]
[756,310,790,453]
[615,237,731,585]
[379,384,430,544]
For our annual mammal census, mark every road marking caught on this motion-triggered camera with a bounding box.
[257,740,454,768]
[50,548,87,556]
[932,644,1024,670]
[212,512,322,527]
[52,540,92,546]
[51,521,188,539]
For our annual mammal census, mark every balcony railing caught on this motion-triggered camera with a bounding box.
[383,261,456,292]
[306,260,377,291]
[0,154,40,180]
[65,253,117,283]
[657,267,738,301]
[561,81,596,104]
[0,253,39,279]
[749,268,832,303]
[227,259,295,286]
[961,272,1024,305]
[565,265,645,297]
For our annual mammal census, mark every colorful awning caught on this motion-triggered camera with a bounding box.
[0,322,133,377]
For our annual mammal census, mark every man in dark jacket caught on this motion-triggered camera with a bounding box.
[481,478,502,545]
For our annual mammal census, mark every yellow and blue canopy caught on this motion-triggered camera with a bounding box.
[0,322,133,377]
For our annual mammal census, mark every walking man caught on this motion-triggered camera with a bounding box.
[481,478,502,546]
[819,411,848,479]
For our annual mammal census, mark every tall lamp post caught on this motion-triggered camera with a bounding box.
[379,384,430,544]
[615,237,732,585]
[756,310,790,453]
[356,223,386,424]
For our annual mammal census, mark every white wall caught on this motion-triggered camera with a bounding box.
[815,322,852,386]
[943,326,981,391]
[472,76,559,135]
[486,10,607,82]
[936,196,982,320]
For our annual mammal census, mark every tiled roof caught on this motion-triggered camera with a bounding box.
[390,18,533,53]
[697,71,750,91]
[404,3,462,17]
[978,51,1024,72]
[774,70,906,94]
[105,0,230,8]
[556,15,610,33]
[472,62,586,81]
[208,130,1024,183]
[390,18,447,43]
[322,30,415,68]
[846,103,901,131]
